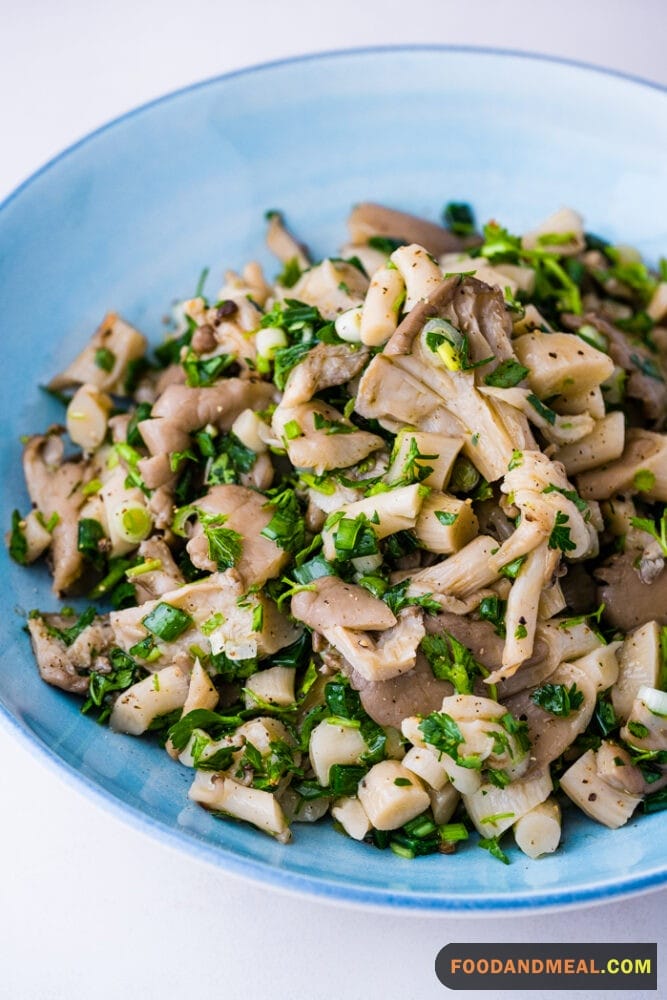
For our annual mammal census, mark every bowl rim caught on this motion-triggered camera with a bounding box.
[2,43,667,915]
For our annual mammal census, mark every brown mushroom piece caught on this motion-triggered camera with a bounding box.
[132,537,185,603]
[290,575,397,631]
[273,401,384,474]
[358,276,535,482]
[23,433,89,594]
[281,343,370,408]
[563,312,667,425]
[560,563,598,614]
[424,612,553,696]
[151,379,275,433]
[347,202,480,258]
[185,485,290,588]
[349,652,454,728]
[596,553,667,631]
[27,612,113,694]
[504,661,598,770]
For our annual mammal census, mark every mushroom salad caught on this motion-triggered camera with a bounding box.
[8,201,667,863]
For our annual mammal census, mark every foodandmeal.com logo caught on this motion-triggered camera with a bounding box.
[435,943,657,991]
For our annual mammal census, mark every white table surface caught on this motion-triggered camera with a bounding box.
[1,3,665,998]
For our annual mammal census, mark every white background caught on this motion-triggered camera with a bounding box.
[1,2,666,998]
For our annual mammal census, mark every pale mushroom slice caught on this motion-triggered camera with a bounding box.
[290,575,397,632]
[22,433,89,594]
[150,379,275,433]
[560,748,642,829]
[183,484,290,588]
[27,611,113,694]
[48,312,147,394]
[280,342,370,408]
[322,607,426,683]
[273,400,384,475]
[347,202,479,257]
[110,570,300,667]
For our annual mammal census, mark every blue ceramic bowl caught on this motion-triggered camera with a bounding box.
[1,47,666,913]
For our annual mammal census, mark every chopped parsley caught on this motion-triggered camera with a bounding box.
[443,201,476,236]
[531,682,584,717]
[479,595,506,637]
[434,510,458,526]
[418,712,481,769]
[182,351,234,387]
[478,835,510,864]
[82,648,147,723]
[94,347,116,372]
[421,632,482,695]
[484,359,529,388]
[44,606,97,647]
[261,488,306,553]
[8,510,28,565]
[630,508,667,556]
[633,469,656,494]
[527,393,557,425]
[548,511,576,553]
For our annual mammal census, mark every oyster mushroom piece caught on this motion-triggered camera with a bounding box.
[110,571,300,666]
[559,748,642,829]
[347,202,480,257]
[596,554,667,632]
[185,485,291,588]
[273,400,384,475]
[22,433,89,594]
[27,611,113,694]
[290,575,397,631]
[150,379,275,433]
[289,259,369,320]
[48,312,148,394]
[577,429,667,501]
[280,342,370,408]
[321,607,425,683]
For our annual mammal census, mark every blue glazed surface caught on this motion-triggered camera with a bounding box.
[1,47,666,913]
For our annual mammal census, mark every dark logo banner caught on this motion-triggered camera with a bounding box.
[435,943,657,991]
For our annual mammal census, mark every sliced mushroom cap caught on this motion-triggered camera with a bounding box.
[567,312,667,424]
[186,485,290,588]
[290,575,397,631]
[137,418,191,457]
[48,312,147,394]
[596,553,667,631]
[290,260,369,320]
[281,343,370,408]
[23,434,88,594]
[27,612,113,694]
[273,401,384,474]
[354,353,463,436]
[577,429,667,502]
[151,379,275,433]
[133,536,185,603]
[504,661,597,770]
[347,202,480,257]
[348,651,454,728]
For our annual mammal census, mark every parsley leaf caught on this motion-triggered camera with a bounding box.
[531,682,584,717]
[478,835,510,864]
[484,359,529,388]
[421,633,482,694]
[261,489,306,554]
[548,511,576,552]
